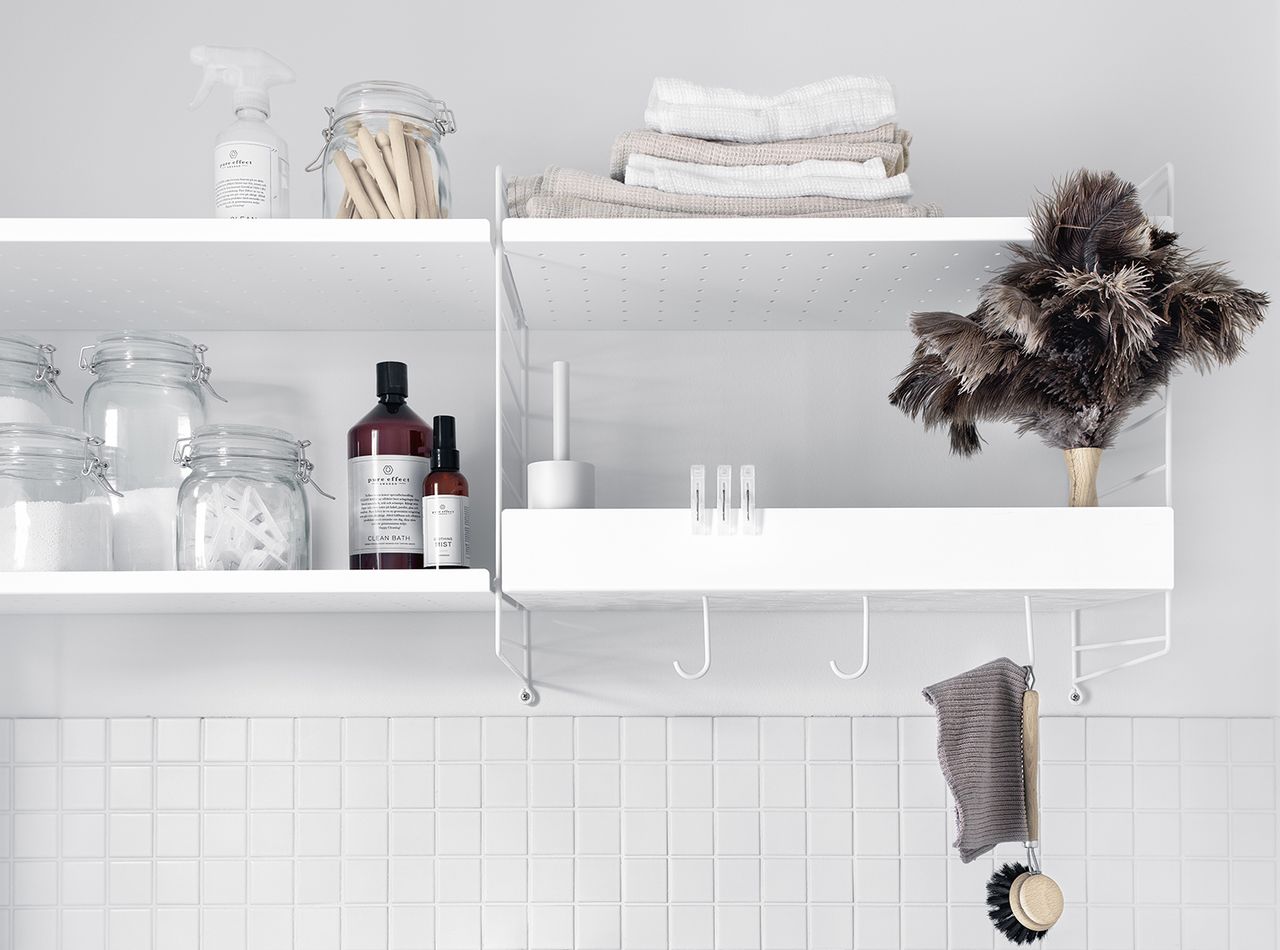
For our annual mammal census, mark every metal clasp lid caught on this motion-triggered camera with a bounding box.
[304,106,339,173]
[428,98,457,135]
[34,344,72,404]
[191,344,228,403]
[295,440,335,500]
[173,437,193,466]
[82,435,122,498]
[304,97,456,173]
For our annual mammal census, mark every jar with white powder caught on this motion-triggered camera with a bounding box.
[0,334,73,426]
[0,424,118,571]
[81,332,227,571]
[176,425,333,571]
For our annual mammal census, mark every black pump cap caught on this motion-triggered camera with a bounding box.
[376,361,409,399]
[432,415,460,471]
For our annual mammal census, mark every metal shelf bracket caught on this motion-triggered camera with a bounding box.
[494,165,537,706]
[495,593,538,706]
[1068,590,1171,705]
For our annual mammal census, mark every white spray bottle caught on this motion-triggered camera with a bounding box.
[189,45,295,218]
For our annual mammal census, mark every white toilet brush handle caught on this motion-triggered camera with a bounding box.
[552,361,570,461]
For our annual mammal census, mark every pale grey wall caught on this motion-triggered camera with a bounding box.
[0,0,1275,717]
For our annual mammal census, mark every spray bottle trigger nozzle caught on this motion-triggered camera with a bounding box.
[188,71,218,110]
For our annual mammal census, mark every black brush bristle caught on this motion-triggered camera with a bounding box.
[986,862,1047,944]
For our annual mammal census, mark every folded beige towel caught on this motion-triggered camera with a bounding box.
[625,155,915,201]
[608,127,910,181]
[507,167,941,218]
[522,195,941,219]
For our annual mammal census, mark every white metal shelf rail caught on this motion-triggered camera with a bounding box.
[1065,163,1176,705]
[494,168,537,705]
[1068,385,1173,704]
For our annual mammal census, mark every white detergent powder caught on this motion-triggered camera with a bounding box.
[0,498,112,571]
[0,396,52,425]
[111,486,180,571]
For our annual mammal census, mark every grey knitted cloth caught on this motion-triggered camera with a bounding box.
[922,657,1029,863]
[507,167,942,219]
[608,127,910,181]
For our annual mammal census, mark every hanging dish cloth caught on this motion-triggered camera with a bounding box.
[923,657,1030,863]
[644,76,897,142]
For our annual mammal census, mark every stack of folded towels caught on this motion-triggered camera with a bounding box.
[508,76,940,218]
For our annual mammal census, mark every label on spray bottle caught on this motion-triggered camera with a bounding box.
[214,142,287,218]
[349,455,431,555]
[425,495,471,567]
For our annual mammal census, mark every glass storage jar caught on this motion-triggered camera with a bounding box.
[80,331,226,571]
[312,81,455,219]
[176,425,333,571]
[0,334,73,426]
[0,424,118,571]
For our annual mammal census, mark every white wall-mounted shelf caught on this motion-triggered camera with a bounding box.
[501,508,1174,612]
[0,569,494,614]
[0,218,493,331]
[501,216,1033,330]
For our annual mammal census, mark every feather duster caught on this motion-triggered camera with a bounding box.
[890,170,1267,462]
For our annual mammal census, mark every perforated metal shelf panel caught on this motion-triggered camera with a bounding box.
[505,588,1162,613]
[0,218,493,331]
[502,217,1034,329]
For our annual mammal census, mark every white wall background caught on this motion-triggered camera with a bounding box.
[0,714,1274,950]
[0,0,1276,719]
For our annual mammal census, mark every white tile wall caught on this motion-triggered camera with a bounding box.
[0,717,1273,950]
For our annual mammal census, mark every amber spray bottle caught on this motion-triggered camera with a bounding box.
[347,362,432,569]
[423,415,470,568]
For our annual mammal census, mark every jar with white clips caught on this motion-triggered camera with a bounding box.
[80,331,227,571]
[0,424,118,572]
[311,81,454,219]
[175,425,333,571]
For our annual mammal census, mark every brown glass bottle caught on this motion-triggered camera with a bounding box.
[423,415,471,569]
[347,362,433,570]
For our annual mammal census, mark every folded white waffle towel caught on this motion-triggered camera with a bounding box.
[625,154,913,201]
[645,76,897,142]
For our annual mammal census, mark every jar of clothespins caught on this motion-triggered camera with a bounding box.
[309,81,455,219]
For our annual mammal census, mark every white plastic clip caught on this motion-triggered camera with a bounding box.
[740,465,759,535]
[673,596,712,680]
[690,465,708,535]
[714,465,732,535]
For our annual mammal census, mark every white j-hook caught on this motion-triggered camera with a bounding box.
[674,596,712,680]
[830,595,871,680]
